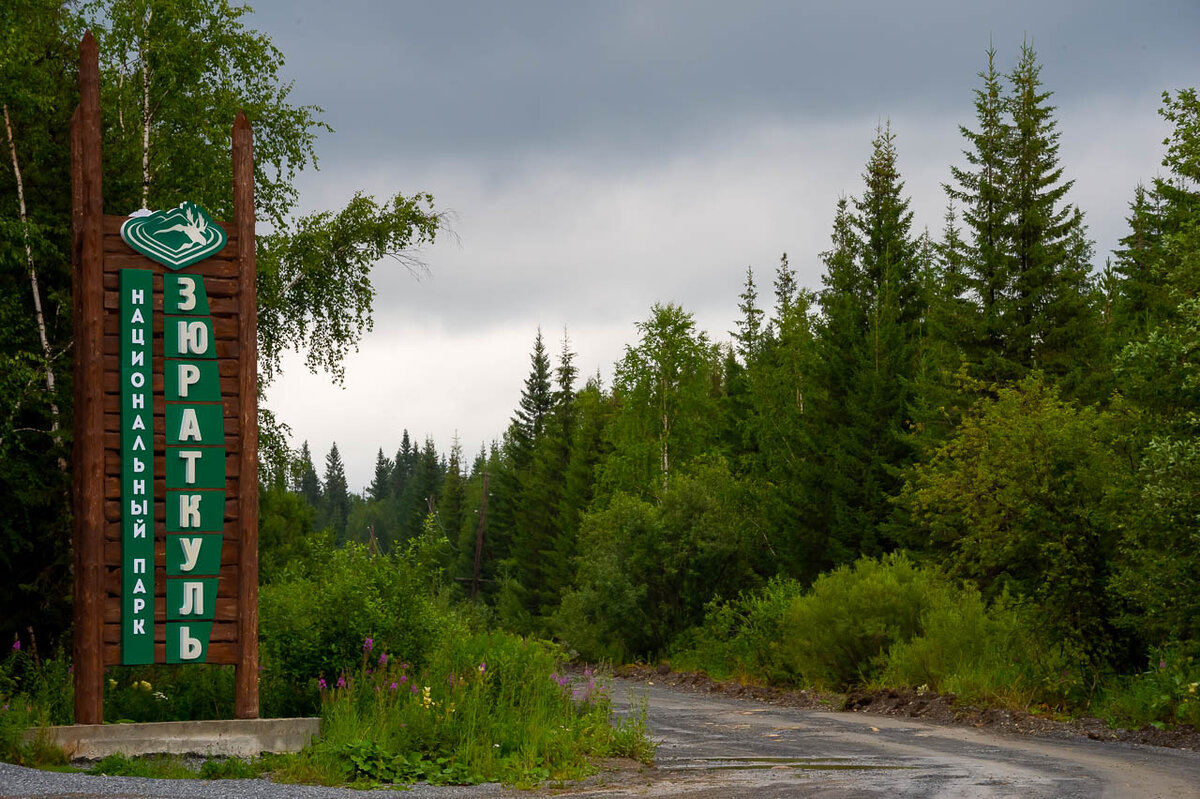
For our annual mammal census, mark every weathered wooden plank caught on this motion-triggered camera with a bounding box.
[104,642,238,666]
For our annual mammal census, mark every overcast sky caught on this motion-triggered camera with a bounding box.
[251,0,1200,492]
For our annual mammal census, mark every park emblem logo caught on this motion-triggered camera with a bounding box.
[120,201,227,270]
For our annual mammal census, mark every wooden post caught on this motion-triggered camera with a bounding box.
[232,111,260,719]
[71,30,105,726]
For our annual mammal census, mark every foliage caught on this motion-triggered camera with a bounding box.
[103,664,234,723]
[901,375,1124,671]
[278,632,653,788]
[1096,646,1200,729]
[258,542,460,717]
[671,577,804,685]
[554,459,762,662]
[776,554,953,690]
[879,589,1073,708]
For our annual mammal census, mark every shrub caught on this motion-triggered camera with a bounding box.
[1097,646,1200,728]
[104,664,235,722]
[777,553,951,690]
[259,542,463,717]
[671,577,804,684]
[880,589,1070,707]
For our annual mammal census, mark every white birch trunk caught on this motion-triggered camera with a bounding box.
[3,103,62,451]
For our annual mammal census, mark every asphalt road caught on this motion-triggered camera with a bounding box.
[2,679,1199,798]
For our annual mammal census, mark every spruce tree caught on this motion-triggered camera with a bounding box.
[809,125,923,564]
[368,447,393,501]
[295,440,323,510]
[322,442,350,542]
[946,46,1010,376]
[1001,43,1098,386]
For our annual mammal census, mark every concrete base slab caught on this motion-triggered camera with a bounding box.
[28,717,321,760]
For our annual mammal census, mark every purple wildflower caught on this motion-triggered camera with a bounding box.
[337,675,347,688]
[363,637,374,652]
[318,678,327,690]
[390,682,398,691]
[11,639,19,651]
[379,652,388,666]
[479,661,487,675]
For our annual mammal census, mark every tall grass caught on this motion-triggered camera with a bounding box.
[278,631,653,787]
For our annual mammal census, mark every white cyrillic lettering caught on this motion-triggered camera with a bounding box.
[179,626,202,660]
[177,277,197,312]
[131,288,144,305]
[180,582,204,615]
[131,327,144,346]
[133,577,146,594]
[131,308,145,324]
[177,408,202,442]
[133,619,145,635]
[179,537,202,572]
[177,320,208,355]
[134,557,147,574]
[130,499,147,516]
[132,414,145,431]
[131,350,144,367]
[132,434,146,451]
[179,494,201,528]
[133,479,145,496]
[132,392,144,409]
[130,371,144,388]
[178,364,201,397]
[178,450,202,483]
[134,520,147,538]
[133,456,145,473]
[133,597,145,614]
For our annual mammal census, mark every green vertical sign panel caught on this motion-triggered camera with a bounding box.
[165,446,225,489]
[164,360,220,402]
[166,533,223,576]
[162,273,210,316]
[165,490,224,532]
[163,316,216,359]
[120,269,155,665]
[166,578,219,620]
[166,622,212,664]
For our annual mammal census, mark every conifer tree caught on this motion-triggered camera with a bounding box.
[368,447,393,501]
[1001,43,1098,386]
[946,46,1009,375]
[322,442,350,542]
[295,440,323,510]
[438,435,466,548]
[808,124,923,563]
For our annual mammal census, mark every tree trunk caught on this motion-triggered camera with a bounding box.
[3,103,62,454]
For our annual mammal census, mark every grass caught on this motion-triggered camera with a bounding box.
[276,631,655,788]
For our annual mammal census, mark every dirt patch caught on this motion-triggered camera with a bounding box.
[613,664,1200,752]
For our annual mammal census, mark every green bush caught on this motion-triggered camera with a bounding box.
[259,542,463,718]
[104,664,235,722]
[880,589,1071,707]
[672,577,804,684]
[0,644,71,765]
[778,553,951,690]
[1097,646,1200,728]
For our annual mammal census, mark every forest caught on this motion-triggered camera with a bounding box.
[283,46,1200,719]
[2,0,1199,758]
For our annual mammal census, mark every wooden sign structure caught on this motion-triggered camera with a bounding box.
[71,31,259,724]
